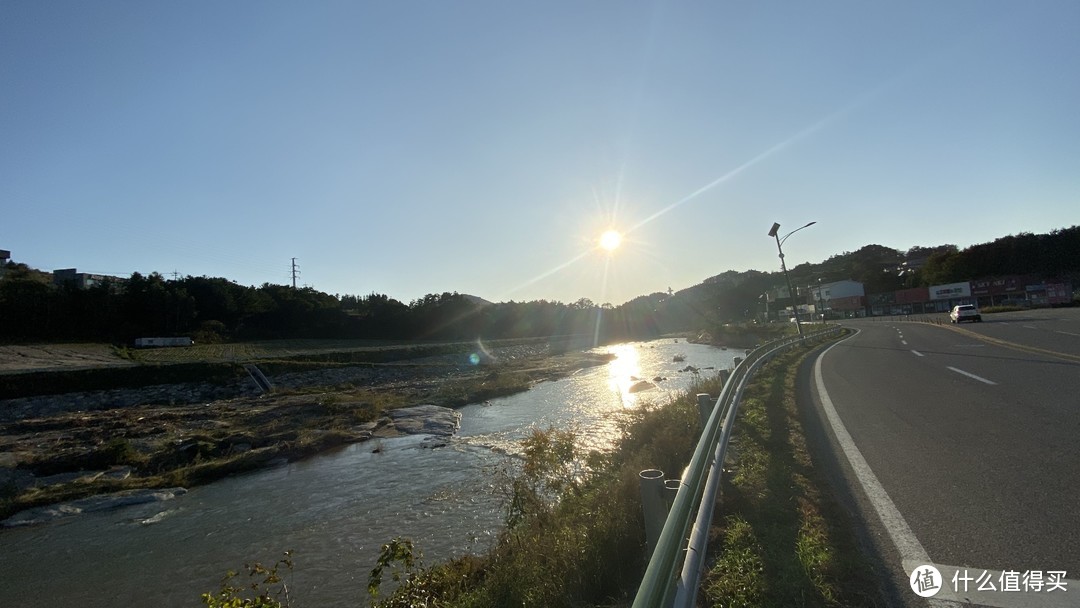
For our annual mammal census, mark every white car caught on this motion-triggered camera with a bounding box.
[949,304,982,323]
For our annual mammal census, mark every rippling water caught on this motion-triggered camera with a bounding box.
[0,339,737,607]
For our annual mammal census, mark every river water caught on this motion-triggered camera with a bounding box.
[0,340,738,607]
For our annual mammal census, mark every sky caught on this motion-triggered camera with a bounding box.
[3,1,1078,306]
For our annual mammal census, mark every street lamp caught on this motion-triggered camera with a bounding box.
[817,278,826,324]
[768,221,816,339]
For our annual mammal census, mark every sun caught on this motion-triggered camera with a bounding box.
[599,229,622,252]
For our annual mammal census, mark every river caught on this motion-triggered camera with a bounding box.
[0,339,739,607]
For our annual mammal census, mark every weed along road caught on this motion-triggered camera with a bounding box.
[807,312,1080,607]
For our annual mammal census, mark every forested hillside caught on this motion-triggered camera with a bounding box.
[1,226,1076,344]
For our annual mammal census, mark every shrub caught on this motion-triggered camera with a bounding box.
[201,552,294,608]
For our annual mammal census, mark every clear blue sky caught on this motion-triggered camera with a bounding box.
[3,1,1078,305]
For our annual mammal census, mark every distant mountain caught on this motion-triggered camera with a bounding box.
[649,226,1079,331]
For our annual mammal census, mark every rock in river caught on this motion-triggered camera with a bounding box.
[3,487,188,528]
[385,404,461,437]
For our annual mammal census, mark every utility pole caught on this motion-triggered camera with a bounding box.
[291,258,300,289]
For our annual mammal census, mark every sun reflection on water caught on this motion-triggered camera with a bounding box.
[606,343,645,408]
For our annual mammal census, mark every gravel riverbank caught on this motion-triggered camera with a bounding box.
[0,341,612,523]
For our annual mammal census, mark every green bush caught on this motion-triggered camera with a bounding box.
[201,552,294,608]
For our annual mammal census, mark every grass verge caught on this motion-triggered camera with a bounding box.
[702,336,881,607]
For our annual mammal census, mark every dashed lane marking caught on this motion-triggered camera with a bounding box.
[814,331,951,608]
[817,331,1070,607]
[947,366,998,385]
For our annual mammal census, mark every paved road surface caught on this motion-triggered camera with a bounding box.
[806,309,1080,607]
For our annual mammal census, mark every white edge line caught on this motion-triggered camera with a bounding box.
[813,331,952,608]
[1055,330,1080,337]
[946,366,998,385]
[818,334,1069,606]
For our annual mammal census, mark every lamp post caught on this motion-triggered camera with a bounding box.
[768,221,816,340]
[817,278,825,324]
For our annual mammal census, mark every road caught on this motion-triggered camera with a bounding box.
[805,309,1080,607]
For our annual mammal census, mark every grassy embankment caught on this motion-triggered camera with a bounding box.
[701,333,880,607]
[343,330,880,607]
[0,338,547,400]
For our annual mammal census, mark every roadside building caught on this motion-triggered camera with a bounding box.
[970,275,1032,307]
[764,286,800,320]
[869,286,932,315]
[811,280,866,318]
[928,281,973,312]
[1026,281,1074,306]
[867,292,895,316]
[895,286,931,314]
[53,268,113,289]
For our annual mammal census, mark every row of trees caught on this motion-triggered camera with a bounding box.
[0,267,670,344]
[1,227,1076,344]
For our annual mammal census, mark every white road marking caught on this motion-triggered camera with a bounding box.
[901,340,908,345]
[947,366,998,385]
[817,335,1068,607]
[1055,331,1080,337]
[1023,325,1038,329]
[911,350,924,357]
[814,333,950,608]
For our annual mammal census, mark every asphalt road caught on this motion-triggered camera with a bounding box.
[805,309,1080,607]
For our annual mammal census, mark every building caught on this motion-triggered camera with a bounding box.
[810,280,866,317]
[0,249,9,277]
[927,281,974,312]
[765,284,822,320]
[865,275,1074,316]
[52,268,114,289]
[970,275,1034,307]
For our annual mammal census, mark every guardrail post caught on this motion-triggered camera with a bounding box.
[696,393,712,430]
[639,469,667,557]
[717,369,730,386]
[664,479,681,511]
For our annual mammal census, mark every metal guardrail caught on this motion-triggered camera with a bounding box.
[632,325,843,608]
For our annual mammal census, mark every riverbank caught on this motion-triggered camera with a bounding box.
[690,321,799,349]
[0,341,613,523]
[360,335,881,608]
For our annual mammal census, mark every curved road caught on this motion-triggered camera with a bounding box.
[807,309,1080,607]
